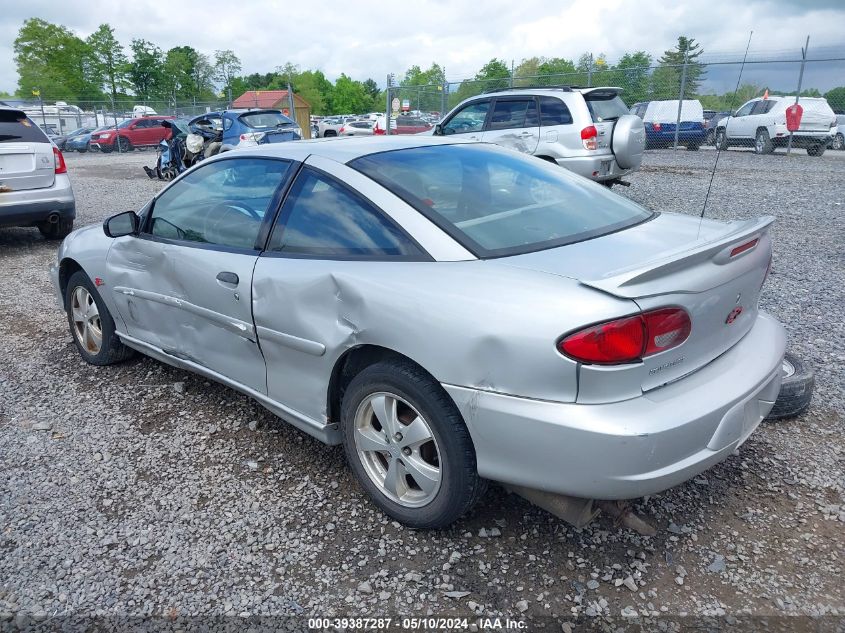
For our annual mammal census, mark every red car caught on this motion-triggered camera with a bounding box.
[374,115,433,135]
[90,116,176,153]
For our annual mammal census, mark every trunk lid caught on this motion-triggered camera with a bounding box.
[501,212,774,393]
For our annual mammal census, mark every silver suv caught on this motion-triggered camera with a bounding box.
[0,107,75,238]
[433,87,645,184]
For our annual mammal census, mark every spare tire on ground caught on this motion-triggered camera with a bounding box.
[766,352,814,420]
[611,114,646,170]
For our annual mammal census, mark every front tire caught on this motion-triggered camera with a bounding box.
[754,129,774,154]
[341,359,485,528]
[65,271,135,366]
[116,136,132,152]
[832,133,844,151]
[715,128,728,150]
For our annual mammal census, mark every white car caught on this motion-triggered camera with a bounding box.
[715,96,837,156]
[830,114,844,151]
[340,120,375,136]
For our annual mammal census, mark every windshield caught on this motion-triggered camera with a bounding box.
[117,119,133,128]
[585,94,630,122]
[239,111,295,129]
[350,144,652,258]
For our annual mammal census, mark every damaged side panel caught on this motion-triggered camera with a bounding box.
[107,238,267,393]
[251,256,635,427]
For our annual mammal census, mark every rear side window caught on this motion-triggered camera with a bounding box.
[268,168,423,259]
[585,94,630,122]
[488,99,538,130]
[0,111,49,143]
[539,97,573,126]
[240,111,294,129]
[751,100,775,115]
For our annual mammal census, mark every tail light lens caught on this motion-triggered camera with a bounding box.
[240,132,265,142]
[339,126,345,134]
[373,122,385,135]
[558,307,691,365]
[652,122,662,131]
[581,125,598,150]
[53,146,67,174]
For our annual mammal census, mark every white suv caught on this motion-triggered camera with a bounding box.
[433,87,645,184]
[715,96,837,156]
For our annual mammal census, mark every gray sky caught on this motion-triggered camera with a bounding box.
[2,0,844,94]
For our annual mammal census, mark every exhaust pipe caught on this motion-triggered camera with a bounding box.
[47,213,59,224]
[505,485,656,536]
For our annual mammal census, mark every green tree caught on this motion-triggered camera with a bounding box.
[475,58,510,90]
[655,36,705,99]
[214,49,242,101]
[536,57,577,85]
[14,18,96,101]
[294,70,334,114]
[128,39,163,99]
[824,86,845,113]
[609,51,653,104]
[86,24,128,105]
[331,74,371,114]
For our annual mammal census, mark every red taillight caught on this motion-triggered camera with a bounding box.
[373,123,385,135]
[53,146,67,174]
[339,126,345,134]
[239,133,248,141]
[652,122,662,131]
[730,238,758,258]
[580,125,598,150]
[641,308,692,356]
[558,307,691,365]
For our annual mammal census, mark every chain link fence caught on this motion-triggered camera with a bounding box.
[385,51,845,153]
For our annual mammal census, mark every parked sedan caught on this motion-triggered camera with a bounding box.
[50,137,785,528]
[66,126,110,152]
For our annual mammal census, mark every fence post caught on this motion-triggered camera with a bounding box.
[110,94,121,153]
[673,49,689,150]
[587,54,593,87]
[510,60,514,88]
[786,35,810,156]
[441,78,448,116]
[385,74,392,136]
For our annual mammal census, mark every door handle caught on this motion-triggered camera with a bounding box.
[216,271,239,285]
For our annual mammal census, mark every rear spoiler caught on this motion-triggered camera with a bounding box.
[581,215,775,298]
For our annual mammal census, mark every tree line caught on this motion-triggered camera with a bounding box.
[10,19,845,115]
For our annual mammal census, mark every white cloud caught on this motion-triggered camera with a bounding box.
[1,0,843,95]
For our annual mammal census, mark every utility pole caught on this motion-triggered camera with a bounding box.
[786,35,810,156]
[673,48,689,150]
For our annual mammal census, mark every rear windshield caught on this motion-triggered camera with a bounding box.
[585,94,630,122]
[0,111,49,143]
[350,144,652,258]
[239,111,295,129]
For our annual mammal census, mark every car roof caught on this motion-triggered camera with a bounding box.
[216,135,472,164]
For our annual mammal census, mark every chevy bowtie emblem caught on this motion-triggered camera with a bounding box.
[726,306,743,324]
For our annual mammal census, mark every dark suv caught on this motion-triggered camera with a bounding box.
[90,116,176,152]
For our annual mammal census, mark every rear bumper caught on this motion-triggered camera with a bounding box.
[772,133,832,148]
[0,173,76,227]
[444,311,786,500]
[554,155,632,182]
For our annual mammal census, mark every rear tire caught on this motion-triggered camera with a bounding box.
[754,129,774,154]
[38,217,73,240]
[806,143,825,157]
[766,352,814,420]
[341,359,486,529]
[65,270,135,366]
[832,133,844,151]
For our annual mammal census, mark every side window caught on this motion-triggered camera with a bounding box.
[133,119,149,128]
[488,99,538,130]
[222,117,233,131]
[442,101,490,135]
[268,168,423,259]
[149,158,291,250]
[735,101,756,117]
[539,97,573,125]
[750,100,770,115]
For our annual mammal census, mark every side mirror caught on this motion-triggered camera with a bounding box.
[103,211,139,238]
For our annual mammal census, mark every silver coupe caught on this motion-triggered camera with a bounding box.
[50,136,786,528]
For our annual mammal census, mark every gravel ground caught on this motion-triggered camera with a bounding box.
[1,148,843,630]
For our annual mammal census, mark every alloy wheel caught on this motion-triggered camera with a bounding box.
[70,286,102,354]
[353,392,442,508]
